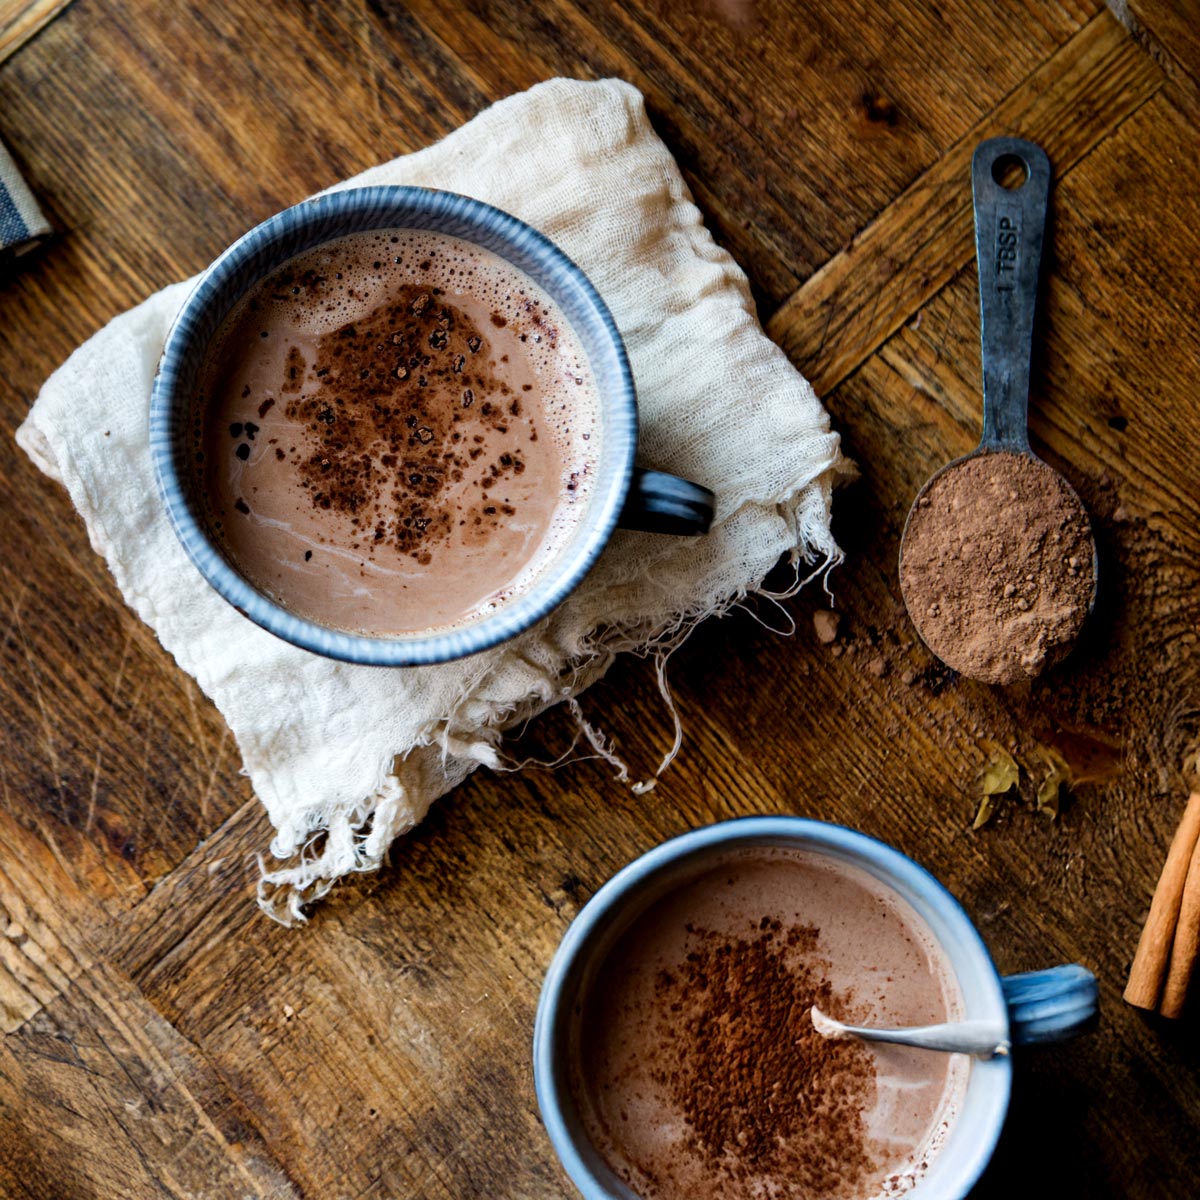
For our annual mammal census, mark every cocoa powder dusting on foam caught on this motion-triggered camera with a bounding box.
[647,920,877,1198]
[193,229,598,637]
[277,284,522,565]
[901,452,1095,684]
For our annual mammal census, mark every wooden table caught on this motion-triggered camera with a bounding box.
[1,1,1198,1195]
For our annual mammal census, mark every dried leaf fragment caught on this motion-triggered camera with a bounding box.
[973,794,996,830]
[980,751,1020,796]
[1036,771,1066,819]
[1035,747,1072,820]
[973,750,1020,829]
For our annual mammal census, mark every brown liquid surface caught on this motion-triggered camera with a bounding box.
[574,848,967,1200]
[192,230,599,636]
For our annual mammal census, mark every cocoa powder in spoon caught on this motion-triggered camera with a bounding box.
[900,451,1095,684]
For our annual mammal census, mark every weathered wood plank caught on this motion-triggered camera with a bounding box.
[400,0,1100,308]
[0,495,244,912]
[0,802,96,1031]
[0,961,297,1199]
[111,780,587,1198]
[0,0,69,65]
[1111,0,1200,112]
[766,11,1163,398]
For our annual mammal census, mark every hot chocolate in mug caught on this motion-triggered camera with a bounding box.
[533,817,1098,1200]
[150,186,714,667]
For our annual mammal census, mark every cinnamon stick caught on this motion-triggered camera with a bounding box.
[1124,792,1200,1010]
[1159,833,1200,1018]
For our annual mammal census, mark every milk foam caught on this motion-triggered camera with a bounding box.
[192,229,602,637]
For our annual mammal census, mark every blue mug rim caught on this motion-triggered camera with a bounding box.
[149,186,638,666]
[532,816,1014,1199]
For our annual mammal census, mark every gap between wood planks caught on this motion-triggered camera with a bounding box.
[765,10,1164,399]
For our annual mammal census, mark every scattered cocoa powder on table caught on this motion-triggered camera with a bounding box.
[900,451,1095,685]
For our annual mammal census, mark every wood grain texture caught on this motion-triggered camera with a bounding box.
[0,961,297,1199]
[1110,0,1200,114]
[0,0,68,64]
[395,0,1100,308]
[765,11,1163,399]
[2,0,1200,1196]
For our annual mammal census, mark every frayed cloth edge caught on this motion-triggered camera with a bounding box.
[256,512,843,927]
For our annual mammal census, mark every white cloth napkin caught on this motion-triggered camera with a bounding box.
[17,78,843,924]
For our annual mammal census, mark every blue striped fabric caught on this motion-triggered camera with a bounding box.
[150,186,638,667]
[0,181,29,247]
[0,137,50,259]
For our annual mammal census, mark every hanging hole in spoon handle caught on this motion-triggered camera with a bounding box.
[971,137,1052,455]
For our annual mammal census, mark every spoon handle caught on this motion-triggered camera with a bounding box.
[971,137,1051,454]
[812,1007,1010,1058]
[850,1020,1010,1058]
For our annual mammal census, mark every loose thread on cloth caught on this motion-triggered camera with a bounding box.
[256,536,842,926]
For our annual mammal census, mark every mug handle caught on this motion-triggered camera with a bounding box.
[618,467,715,536]
[1002,964,1099,1046]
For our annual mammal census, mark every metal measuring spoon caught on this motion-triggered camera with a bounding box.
[898,137,1098,685]
[810,1005,1010,1059]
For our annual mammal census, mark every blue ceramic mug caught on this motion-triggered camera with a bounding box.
[150,187,714,666]
[533,817,1098,1200]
